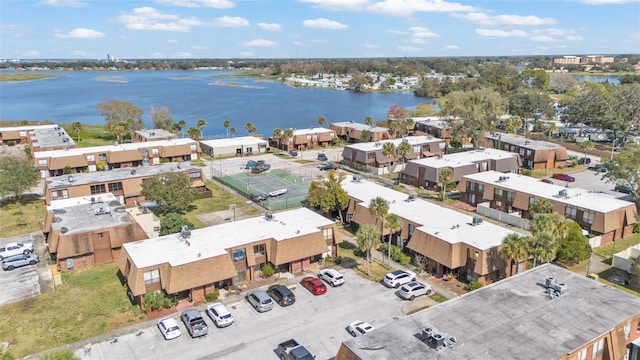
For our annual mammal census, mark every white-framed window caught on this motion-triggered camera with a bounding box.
[38,159,48,166]
[52,189,69,200]
[467,182,475,191]
[19,131,26,137]
[494,188,503,198]
[565,206,577,219]
[152,148,159,155]
[624,323,631,340]
[253,244,266,257]
[190,144,197,151]
[529,197,536,207]
[232,249,245,262]
[143,269,160,285]
[478,184,484,193]
[468,194,476,204]
[583,211,595,224]
[526,149,532,156]
[86,154,95,162]
[519,148,525,156]
[578,348,588,360]
[323,227,333,241]
[592,338,604,359]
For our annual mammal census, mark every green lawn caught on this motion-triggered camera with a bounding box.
[0,196,46,237]
[59,124,118,147]
[183,180,261,228]
[0,73,57,82]
[0,263,143,358]
[593,233,640,260]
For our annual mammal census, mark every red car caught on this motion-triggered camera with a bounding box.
[551,173,575,182]
[540,179,553,184]
[300,276,327,295]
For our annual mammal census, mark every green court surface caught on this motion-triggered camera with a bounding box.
[218,169,310,210]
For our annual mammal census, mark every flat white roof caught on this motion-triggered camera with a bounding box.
[413,116,453,130]
[292,127,335,136]
[345,136,444,152]
[123,208,334,268]
[199,136,267,147]
[408,148,519,169]
[485,132,564,150]
[47,193,132,235]
[341,179,516,250]
[464,171,635,213]
[135,129,175,138]
[34,138,197,159]
[331,121,389,132]
[0,124,58,132]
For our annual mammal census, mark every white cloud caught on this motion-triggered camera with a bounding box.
[360,43,378,48]
[54,28,106,38]
[243,39,277,47]
[411,38,425,44]
[257,22,281,31]
[299,0,368,11]
[368,0,477,17]
[302,18,348,29]
[581,0,639,4]
[453,12,556,26]
[442,44,459,50]
[41,0,87,7]
[293,40,311,46]
[398,45,421,52]
[529,35,557,42]
[475,28,527,37]
[155,0,235,8]
[212,16,249,27]
[410,26,439,38]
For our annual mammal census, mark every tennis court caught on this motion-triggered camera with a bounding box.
[217,169,311,210]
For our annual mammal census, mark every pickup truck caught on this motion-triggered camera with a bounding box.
[277,339,315,360]
[0,242,34,261]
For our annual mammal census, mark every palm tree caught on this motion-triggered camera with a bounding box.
[355,224,381,276]
[397,139,411,164]
[229,127,236,137]
[283,128,294,150]
[364,116,373,126]
[529,233,557,267]
[196,119,206,139]
[546,122,557,139]
[580,140,595,161]
[438,168,454,201]
[71,121,82,143]
[272,128,282,149]
[317,115,327,128]
[500,233,529,276]
[113,122,127,143]
[382,142,396,176]
[223,120,231,138]
[187,126,201,140]
[530,199,553,216]
[384,213,402,266]
[245,122,257,135]
[368,196,390,266]
[177,119,186,138]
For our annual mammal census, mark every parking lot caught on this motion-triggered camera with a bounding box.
[70,268,431,360]
[0,233,51,306]
[544,167,633,201]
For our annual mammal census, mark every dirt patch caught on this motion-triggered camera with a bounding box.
[196,207,255,226]
[0,144,29,160]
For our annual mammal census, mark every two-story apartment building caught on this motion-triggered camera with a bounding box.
[459,171,638,243]
[133,129,178,142]
[34,138,200,177]
[44,193,149,271]
[413,116,472,147]
[0,124,76,151]
[341,136,446,175]
[273,127,336,151]
[342,178,519,283]
[330,122,391,143]
[200,136,268,157]
[118,208,342,308]
[43,162,210,206]
[401,148,521,189]
[485,132,568,170]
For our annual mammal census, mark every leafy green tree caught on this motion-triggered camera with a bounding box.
[245,122,257,135]
[71,121,82,143]
[364,116,374,126]
[530,213,569,239]
[149,106,174,130]
[223,120,231,138]
[437,168,455,201]
[382,142,396,175]
[317,115,327,128]
[500,233,529,276]
[608,84,640,142]
[484,74,513,96]
[97,100,143,140]
[229,127,236,137]
[555,220,591,265]
[0,156,40,205]
[508,87,554,121]
[196,119,206,139]
[355,224,381,276]
[387,105,412,138]
[360,129,371,143]
[603,143,640,210]
[384,213,402,266]
[546,122,557,139]
[528,232,557,267]
[550,73,578,94]
[566,82,610,130]
[306,171,349,223]
[159,213,195,236]
[580,140,595,160]
[504,115,523,134]
[141,172,200,213]
[530,199,553,216]
[187,126,201,140]
[396,139,411,164]
[521,69,550,90]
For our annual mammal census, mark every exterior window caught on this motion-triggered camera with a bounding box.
[503,144,509,151]
[52,189,69,200]
[623,323,631,340]
[90,184,106,195]
[189,172,200,180]
[367,152,375,159]
[253,244,266,257]
[232,249,245,262]
[494,188,503,198]
[577,348,587,360]
[323,227,333,241]
[468,194,476,204]
[526,149,532,156]
[38,159,48,166]
[494,200,502,208]
[97,232,104,239]
[519,148,525,156]
[408,224,416,237]
[565,206,577,219]
[190,144,197,151]
[478,184,484,193]
[19,131,26,136]
[143,269,160,285]
[99,153,107,160]
[108,182,123,192]
[592,338,604,359]
[86,154,95,162]
[467,182,475,191]
[140,149,148,156]
[246,147,253,153]
[152,148,159,155]
[583,211,595,224]
[529,197,535,207]
[506,191,514,203]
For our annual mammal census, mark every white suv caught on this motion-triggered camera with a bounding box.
[398,281,432,301]
[383,270,417,288]
[318,268,345,287]
[0,242,34,261]
[206,302,234,328]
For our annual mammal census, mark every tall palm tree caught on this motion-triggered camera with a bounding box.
[272,128,282,149]
[438,168,454,201]
[364,116,373,126]
[317,115,327,128]
[71,121,82,143]
[283,128,294,150]
[229,127,236,137]
[196,119,206,139]
[368,196,390,266]
[382,142,396,176]
[384,213,402,266]
[530,199,553,216]
[397,139,411,164]
[187,126,201,140]
[529,233,557,267]
[546,122,557,139]
[355,224,381,276]
[245,122,257,135]
[223,120,231,138]
[177,119,186,138]
[580,140,595,161]
[500,233,529,276]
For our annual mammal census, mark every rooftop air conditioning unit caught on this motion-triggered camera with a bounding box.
[265,212,274,221]
[559,189,568,197]
[406,193,417,202]
[180,225,191,239]
[131,169,136,175]
[353,175,363,183]
[472,216,483,226]
[498,176,509,182]
[68,175,74,183]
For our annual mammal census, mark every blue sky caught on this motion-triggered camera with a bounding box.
[1,0,639,59]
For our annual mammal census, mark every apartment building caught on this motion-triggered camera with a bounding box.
[0,124,76,151]
[485,132,568,170]
[200,136,268,157]
[330,122,391,143]
[273,127,336,151]
[118,208,342,308]
[133,129,178,142]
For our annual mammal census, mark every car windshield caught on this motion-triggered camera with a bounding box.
[220,313,232,319]
[167,326,179,332]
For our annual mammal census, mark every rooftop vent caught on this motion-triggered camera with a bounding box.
[68,175,75,183]
[544,277,567,299]
[60,227,69,234]
[130,169,136,175]
[94,207,110,216]
[437,154,444,159]
[471,216,483,226]
[265,212,274,221]
[422,329,457,351]
[559,189,568,198]
[352,175,363,183]
[497,175,510,182]
[180,225,191,239]
[405,193,417,202]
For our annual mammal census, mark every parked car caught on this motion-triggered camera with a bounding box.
[577,157,591,165]
[0,241,34,261]
[245,289,274,312]
[289,150,298,157]
[300,276,327,295]
[206,302,234,328]
[398,281,432,301]
[382,270,417,288]
[244,160,257,169]
[588,164,607,172]
[551,173,575,182]
[2,253,39,271]
[317,162,337,171]
[614,183,634,194]
[180,309,208,338]
[540,179,553,184]
[317,153,328,161]
[267,284,296,307]
[252,163,271,173]
[347,320,375,337]
[277,339,315,360]
[318,268,345,287]
[157,317,181,340]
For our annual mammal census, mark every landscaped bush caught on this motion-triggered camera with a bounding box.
[634,223,640,234]
[521,168,532,176]
[353,248,367,258]
[381,245,411,266]
[142,291,177,312]
[204,289,219,302]
[261,263,275,278]
[465,281,484,291]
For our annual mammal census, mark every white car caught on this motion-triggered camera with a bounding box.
[0,242,34,261]
[206,302,234,328]
[157,317,181,340]
[398,281,432,301]
[348,320,375,337]
[318,268,345,287]
[382,270,417,288]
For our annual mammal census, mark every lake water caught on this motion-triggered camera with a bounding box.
[575,75,620,84]
[0,70,430,138]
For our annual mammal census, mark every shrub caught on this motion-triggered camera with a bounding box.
[353,248,367,258]
[142,291,177,312]
[521,168,532,176]
[204,289,219,302]
[6,141,14,146]
[381,245,411,265]
[465,281,484,291]
[261,263,275,278]
[634,223,640,234]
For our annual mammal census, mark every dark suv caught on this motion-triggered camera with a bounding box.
[317,153,328,161]
[267,284,296,307]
